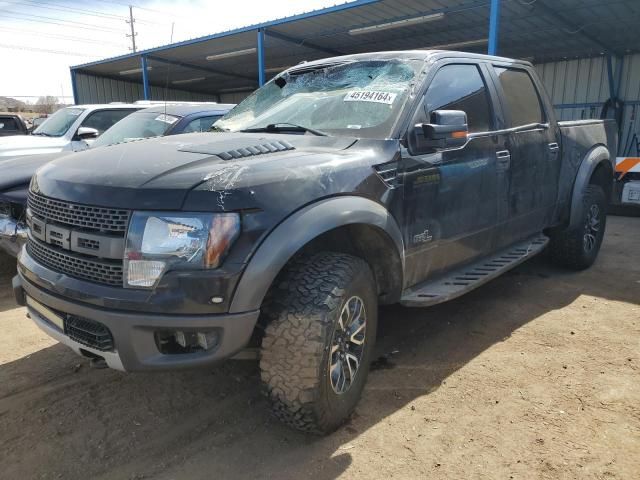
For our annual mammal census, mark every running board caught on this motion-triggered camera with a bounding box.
[400,234,549,308]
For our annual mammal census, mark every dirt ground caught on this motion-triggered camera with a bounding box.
[0,216,638,480]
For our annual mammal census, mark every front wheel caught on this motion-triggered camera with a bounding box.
[259,252,377,434]
[548,184,607,270]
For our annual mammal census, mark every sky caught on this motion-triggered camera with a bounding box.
[0,0,347,103]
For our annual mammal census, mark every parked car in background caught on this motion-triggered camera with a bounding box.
[11,51,616,433]
[29,116,48,133]
[89,103,235,149]
[0,102,234,257]
[0,114,29,136]
[0,104,142,158]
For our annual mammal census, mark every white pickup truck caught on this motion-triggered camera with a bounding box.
[0,104,141,158]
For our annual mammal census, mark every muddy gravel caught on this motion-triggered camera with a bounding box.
[0,215,638,480]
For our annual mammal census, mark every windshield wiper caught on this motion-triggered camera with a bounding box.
[241,123,328,137]
[31,132,52,137]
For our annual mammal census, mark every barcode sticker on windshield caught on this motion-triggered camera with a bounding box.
[344,90,397,105]
[155,114,178,124]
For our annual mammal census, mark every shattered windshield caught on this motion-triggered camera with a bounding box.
[92,111,180,148]
[215,59,422,139]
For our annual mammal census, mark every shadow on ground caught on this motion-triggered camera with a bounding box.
[0,216,637,479]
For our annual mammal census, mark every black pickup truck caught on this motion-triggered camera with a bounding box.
[13,51,616,434]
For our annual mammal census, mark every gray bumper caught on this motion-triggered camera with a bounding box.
[13,272,260,372]
[0,215,27,257]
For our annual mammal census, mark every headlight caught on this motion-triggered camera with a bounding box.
[124,212,240,288]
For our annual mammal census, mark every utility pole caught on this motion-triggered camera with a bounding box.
[126,5,137,52]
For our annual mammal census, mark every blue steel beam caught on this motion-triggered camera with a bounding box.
[257,28,266,86]
[488,0,501,56]
[70,69,79,105]
[146,55,256,82]
[263,29,342,56]
[141,56,150,100]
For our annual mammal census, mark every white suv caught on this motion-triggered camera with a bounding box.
[0,104,142,158]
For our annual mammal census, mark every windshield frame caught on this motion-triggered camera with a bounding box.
[216,58,427,140]
[32,107,85,137]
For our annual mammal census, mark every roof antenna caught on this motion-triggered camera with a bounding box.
[164,22,175,119]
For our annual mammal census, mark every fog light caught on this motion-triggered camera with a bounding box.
[155,329,220,354]
[126,260,165,287]
[197,331,218,350]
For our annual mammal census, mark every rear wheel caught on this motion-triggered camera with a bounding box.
[548,185,607,270]
[259,252,377,434]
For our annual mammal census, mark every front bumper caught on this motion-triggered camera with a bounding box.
[0,215,27,257]
[13,270,260,372]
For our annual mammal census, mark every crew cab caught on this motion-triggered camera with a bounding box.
[0,104,141,158]
[13,51,615,434]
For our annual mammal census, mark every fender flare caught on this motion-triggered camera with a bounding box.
[568,145,612,230]
[228,196,405,313]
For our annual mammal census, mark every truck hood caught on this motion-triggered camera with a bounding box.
[32,132,363,210]
[0,135,68,158]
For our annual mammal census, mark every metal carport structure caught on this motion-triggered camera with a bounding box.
[70,0,640,156]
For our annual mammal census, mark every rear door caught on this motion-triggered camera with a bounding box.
[401,61,507,286]
[490,65,561,246]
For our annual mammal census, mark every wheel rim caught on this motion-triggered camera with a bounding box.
[583,203,601,252]
[329,296,367,395]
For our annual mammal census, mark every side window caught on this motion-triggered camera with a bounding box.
[0,118,19,132]
[181,115,222,134]
[493,67,544,126]
[80,109,134,135]
[423,64,493,133]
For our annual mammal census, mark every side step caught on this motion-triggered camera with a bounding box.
[400,234,549,308]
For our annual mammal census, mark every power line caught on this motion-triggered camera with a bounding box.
[4,0,129,22]
[2,10,127,33]
[0,26,125,47]
[0,43,108,58]
[7,0,172,27]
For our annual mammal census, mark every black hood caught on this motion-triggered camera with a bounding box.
[32,132,360,210]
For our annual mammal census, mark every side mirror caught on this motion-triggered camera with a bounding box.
[407,109,469,155]
[75,126,99,140]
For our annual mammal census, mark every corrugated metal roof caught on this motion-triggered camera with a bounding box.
[72,0,640,97]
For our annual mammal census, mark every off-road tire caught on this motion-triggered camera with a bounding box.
[548,185,607,270]
[260,252,377,434]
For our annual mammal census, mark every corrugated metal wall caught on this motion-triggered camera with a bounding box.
[536,54,640,156]
[75,72,220,104]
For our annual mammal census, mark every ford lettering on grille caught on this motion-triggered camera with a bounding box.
[26,191,128,287]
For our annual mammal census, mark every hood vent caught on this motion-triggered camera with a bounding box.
[216,140,295,160]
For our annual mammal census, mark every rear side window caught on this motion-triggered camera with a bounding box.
[81,109,135,135]
[181,115,222,133]
[423,64,493,133]
[494,67,544,127]
[0,117,19,131]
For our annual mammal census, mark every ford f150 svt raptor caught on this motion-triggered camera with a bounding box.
[13,51,616,434]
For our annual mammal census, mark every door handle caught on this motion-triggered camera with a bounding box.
[496,150,511,170]
[548,142,560,152]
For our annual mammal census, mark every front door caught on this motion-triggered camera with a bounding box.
[401,63,506,287]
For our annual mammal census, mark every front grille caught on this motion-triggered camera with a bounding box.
[64,315,114,351]
[28,191,130,233]
[28,237,123,286]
